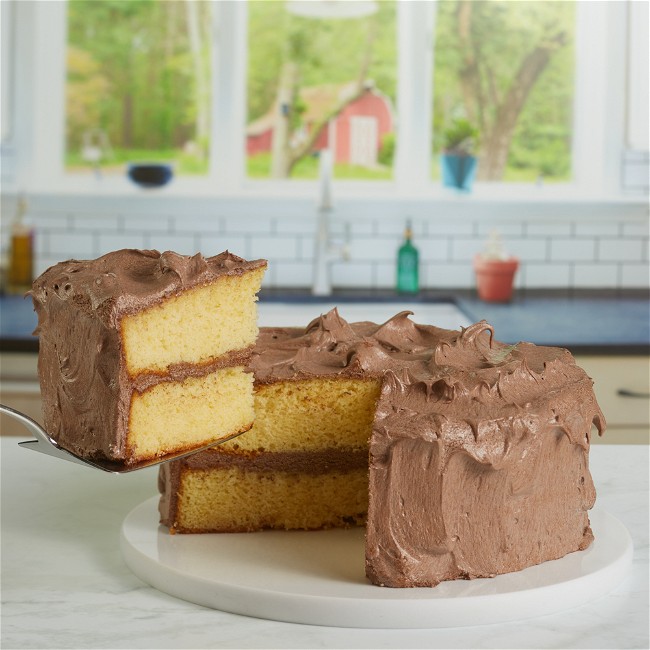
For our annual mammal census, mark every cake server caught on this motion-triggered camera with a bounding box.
[1,403,242,474]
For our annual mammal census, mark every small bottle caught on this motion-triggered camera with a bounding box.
[397,220,419,294]
[8,196,34,294]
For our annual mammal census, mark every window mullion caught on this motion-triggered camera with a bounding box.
[394,0,436,195]
[210,0,247,192]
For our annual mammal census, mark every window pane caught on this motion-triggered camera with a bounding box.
[246,0,397,180]
[65,0,212,177]
[432,0,575,183]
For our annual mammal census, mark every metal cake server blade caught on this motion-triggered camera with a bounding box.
[1,403,243,474]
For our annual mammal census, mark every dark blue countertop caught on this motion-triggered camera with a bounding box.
[1,291,648,355]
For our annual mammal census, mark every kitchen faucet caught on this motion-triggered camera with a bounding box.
[312,149,349,296]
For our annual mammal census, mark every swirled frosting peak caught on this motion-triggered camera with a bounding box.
[250,308,454,383]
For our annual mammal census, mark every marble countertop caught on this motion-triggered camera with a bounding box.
[1,439,648,649]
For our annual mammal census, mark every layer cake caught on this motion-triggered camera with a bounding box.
[31,249,266,465]
[158,310,605,588]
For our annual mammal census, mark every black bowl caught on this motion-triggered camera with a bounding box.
[127,163,174,188]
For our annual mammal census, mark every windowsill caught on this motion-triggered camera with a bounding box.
[2,172,647,221]
[5,171,647,198]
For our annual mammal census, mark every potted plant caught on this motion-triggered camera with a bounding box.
[440,118,479,192]
[473,231,519,302]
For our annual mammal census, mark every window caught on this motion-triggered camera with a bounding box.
[65,1,213,177]
[432,1,575,184]
[245,0,397,181]
[3,0,646,197]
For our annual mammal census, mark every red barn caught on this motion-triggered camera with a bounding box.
[246,81,394,167]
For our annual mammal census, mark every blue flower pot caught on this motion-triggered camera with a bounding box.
[440,154,477,192]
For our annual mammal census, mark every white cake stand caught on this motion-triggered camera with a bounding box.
[120,497,632,629]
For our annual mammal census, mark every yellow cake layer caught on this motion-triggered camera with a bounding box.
[128,367,254,461]
[220,377,382,453]
[176,466,369,532]
[121,268,265,377]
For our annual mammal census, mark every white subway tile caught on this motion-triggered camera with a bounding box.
[274,217,317,235]
[199,235,249,259]
[598,239,645,262]
[622,221,650,238]
[550,238,595,261]
[527,222,572,237]
[32,232,49,256]
[374,261,398,288]
[418,238,448,262]
[375,219,426,237]
[523,263,571,288]
[433,221,474,236]
[273,261,313,288]
[122,214,173,233]
[249,236,298,261]
[423,263,473,289]
[171,214,222,233]
[574,222,620,237]
[502,237,547,261]
[72,214,122,233]
[620,264,650,288]
[573,263,619,288]
[476,222,524,236]
[48,232,95,258]
[97,233,147,255]
[147,233,198,256]
[348,237,397,262]
[451,238,483,262]
[28,212,71,231]
[330,261,373,288]
[222,216,273,235]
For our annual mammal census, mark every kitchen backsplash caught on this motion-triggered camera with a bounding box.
[1,194,648,290]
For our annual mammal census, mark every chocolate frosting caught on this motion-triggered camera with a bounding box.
[31,249,266,462]
[250,308,457,383]
[32,249,266,328]
[365,320,605,587]
[161,310,606,580]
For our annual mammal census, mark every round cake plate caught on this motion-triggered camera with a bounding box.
[120,497,632,629]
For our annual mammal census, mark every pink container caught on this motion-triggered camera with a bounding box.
[473,255,519,303]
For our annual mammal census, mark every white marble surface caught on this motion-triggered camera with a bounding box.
[1,439,648,649]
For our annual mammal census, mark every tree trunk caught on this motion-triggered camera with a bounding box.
[185,0,209,158]
[270,61,300,178]
[270,16,378,178]
[456,1,567,181]
[122,93,133,148]
[478,35,565,180]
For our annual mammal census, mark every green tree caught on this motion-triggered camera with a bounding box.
[66,0,211,162]
[433,0,574,181]
[247,1,397,178]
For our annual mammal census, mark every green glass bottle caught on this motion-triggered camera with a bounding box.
[397,220,419,294]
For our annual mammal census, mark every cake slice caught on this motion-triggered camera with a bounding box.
[31,249,266,465]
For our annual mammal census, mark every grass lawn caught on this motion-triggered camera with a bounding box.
[66,149,570,184]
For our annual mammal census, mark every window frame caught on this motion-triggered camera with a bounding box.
[2,0,645,201]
